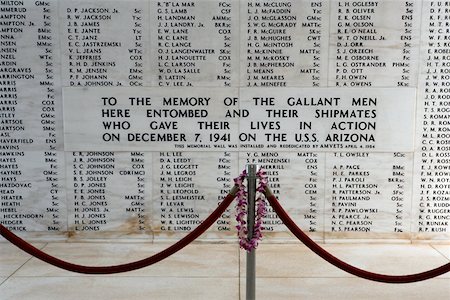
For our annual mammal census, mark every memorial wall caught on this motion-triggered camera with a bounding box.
[0,0,449,242]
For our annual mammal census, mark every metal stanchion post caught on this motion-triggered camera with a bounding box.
[246,164,257,300]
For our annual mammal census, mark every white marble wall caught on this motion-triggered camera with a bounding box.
[1,0,449,242]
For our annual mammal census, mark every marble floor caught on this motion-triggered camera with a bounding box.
[0,241,449,300]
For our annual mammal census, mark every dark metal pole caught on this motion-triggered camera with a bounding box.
[246,164,257,300]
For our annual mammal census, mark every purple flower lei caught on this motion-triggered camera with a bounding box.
[234,168,268,252]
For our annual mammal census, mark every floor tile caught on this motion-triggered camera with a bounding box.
[15,242,239,277]
[0,277,239,300]
[239,243,345,278]
[3,241,449,299]
[240,243,450,278]
[0,242,45,277]
[249,277,450,300]
[433,245,450,261]
[320,244,450,278]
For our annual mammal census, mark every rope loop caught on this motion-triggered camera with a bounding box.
[265,191,450,284]
[0,190,238,274]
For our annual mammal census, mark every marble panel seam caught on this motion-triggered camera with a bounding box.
[8,243,49,277]
[4,256,35,281]
[6,275,240,280]
[252,275,356,279]
[11,273,241,278]
[0,277,7,286]
[251,276,450,282]
[430,245,450,262]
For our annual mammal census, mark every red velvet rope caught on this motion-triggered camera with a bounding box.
[266,193,450,283]
[0,191,237,274]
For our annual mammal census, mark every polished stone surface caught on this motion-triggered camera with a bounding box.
[241,243,450,279]
[1,241,449,299]
[434,245,450,261]
[0,243,45,277]
[0,277,239,300]
[14,243,239,277]
[247,278,449,300]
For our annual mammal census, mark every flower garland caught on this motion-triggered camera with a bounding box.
[234,168,268,252]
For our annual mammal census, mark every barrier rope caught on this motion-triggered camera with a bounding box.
[0,186,238,274]
[265,188,450,283]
